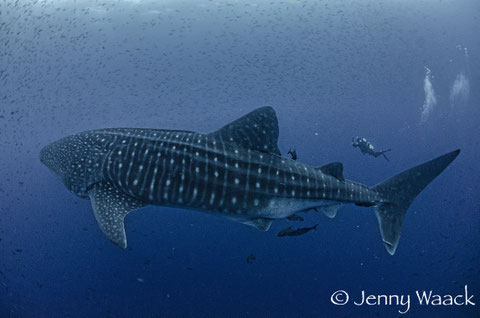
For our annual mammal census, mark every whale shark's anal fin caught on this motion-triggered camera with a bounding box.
[88,181,147,248]
[319,204,342,218]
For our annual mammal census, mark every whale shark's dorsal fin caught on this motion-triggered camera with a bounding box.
[209,106,281,155]
[88,181,147,248]
[318,162,344,181]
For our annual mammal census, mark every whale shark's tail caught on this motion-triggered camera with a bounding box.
[372,149,460,255]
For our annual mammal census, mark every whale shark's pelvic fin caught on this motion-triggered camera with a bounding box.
[235,217,273,231]
[88,181,147,248]
[209,106,281,155]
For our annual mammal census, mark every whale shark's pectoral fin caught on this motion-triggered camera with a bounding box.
[88,181,147,248]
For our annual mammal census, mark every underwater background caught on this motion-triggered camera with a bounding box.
[1,0,479,317]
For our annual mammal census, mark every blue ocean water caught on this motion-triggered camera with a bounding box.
[1,0,479,317]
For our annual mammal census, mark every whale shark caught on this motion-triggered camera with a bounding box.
[39,107,460,255]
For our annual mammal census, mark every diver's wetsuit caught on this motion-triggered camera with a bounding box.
[352,136,391,161]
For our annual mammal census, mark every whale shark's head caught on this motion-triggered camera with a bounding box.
[40,133,105,198]
[40,138,71,180]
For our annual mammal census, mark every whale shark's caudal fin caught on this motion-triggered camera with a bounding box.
[88,181,147,248]
[372,149,460,255]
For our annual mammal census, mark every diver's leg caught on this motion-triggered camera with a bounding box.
[380,149,391,161]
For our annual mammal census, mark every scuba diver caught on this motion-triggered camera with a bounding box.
[352,136,391,161]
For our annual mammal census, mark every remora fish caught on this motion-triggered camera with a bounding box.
[286,214,304,221]
[40,107,460,255]
[277,224,318,237]
[246,254,256,264]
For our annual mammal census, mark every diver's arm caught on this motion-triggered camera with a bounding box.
[352,137,359,147]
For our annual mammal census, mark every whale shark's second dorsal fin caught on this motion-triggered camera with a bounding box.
[318,162,345,181]
[209,106,281,155]
[88,181,147,248]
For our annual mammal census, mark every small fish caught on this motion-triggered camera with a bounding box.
[287,148,298,160]
[286,214,304,222]
[246,253,256,264]
[277,224,318,237]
